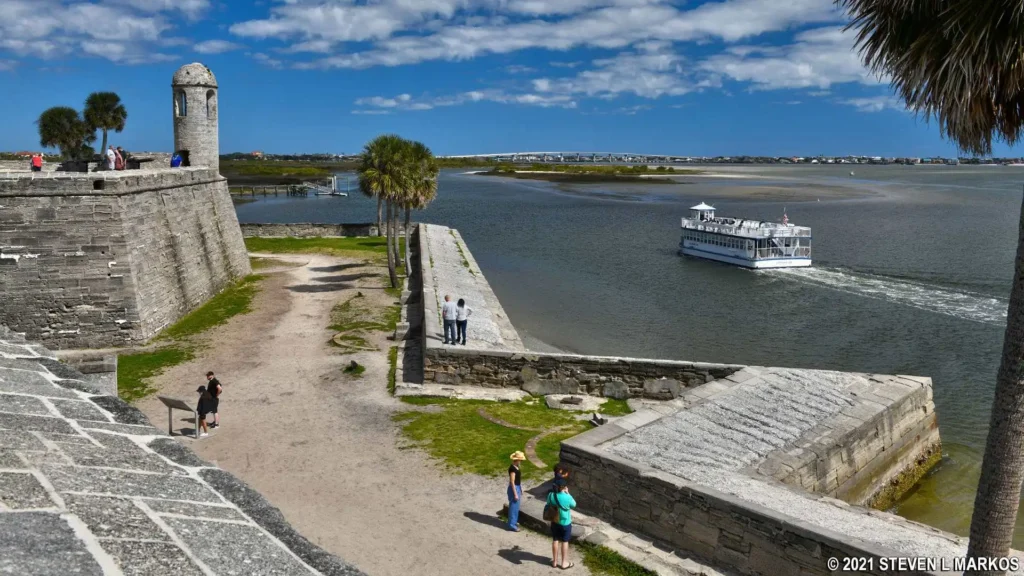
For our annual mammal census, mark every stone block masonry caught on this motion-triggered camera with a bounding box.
[0,168,251,349]
[0,326,365,575]
[562,407,1010,576]
[240,222,379,238]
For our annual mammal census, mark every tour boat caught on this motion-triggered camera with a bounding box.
[678,203,812,269]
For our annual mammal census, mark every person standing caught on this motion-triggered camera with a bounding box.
[441,295,458,345]
[116,147,129,169]
[548,478,577,569]
[113,147,124,171]
[195,385,212,437]
[456,298,473,345]
[206,371,222,429]
[105,146,116,170]
[30,153,43,172]
[507,451,525,532]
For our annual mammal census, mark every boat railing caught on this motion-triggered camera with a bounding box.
[755,247,811,259]
[681,219,810,237]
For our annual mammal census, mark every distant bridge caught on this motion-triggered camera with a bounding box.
[440,151,692,162]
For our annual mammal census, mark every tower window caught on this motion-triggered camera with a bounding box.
[176,90,187,117]
[206,89,216,119]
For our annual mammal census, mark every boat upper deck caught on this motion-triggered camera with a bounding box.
[681,216,811,239]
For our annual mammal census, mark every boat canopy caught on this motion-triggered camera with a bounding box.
[690,202,715,211]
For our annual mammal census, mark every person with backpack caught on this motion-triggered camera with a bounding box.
[545,477,577,569]
[30,153,43,172]
[507,451,525,531]
[195,385,212,437]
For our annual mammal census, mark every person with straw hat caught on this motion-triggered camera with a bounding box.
[507,450,526,531]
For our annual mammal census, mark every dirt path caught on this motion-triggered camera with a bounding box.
[136,253,590,576]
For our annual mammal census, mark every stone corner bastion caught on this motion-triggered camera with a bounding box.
[0,168,251,349]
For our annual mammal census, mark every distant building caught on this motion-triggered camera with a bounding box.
[252,150,264,158]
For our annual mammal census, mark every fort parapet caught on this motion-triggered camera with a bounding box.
[0,168,251,349]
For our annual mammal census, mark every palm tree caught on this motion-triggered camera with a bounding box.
[840,1,1024,568]
[358,134,409,288]
[37,107,95,160]
[404,140,439,274]
[83,92,127,158]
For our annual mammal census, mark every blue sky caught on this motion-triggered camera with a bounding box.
[0,0,1013,157]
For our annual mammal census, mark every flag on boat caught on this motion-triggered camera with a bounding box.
[782,209,788,225]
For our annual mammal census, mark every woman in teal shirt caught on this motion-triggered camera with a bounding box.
[547,478,577,569]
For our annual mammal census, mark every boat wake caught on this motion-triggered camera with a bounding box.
[772,267,1007,325]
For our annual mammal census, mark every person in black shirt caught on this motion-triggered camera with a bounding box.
[507,450,525,531]
[195,385,212,437]
[206,371,222,428]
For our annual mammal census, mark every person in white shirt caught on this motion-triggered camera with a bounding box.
[441,295,459,344]
[456,298,473,345]
[105,146,116,170]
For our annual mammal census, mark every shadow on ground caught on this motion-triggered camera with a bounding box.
[313,273,379,283]
[464,511,507,530]
[309,263,365,273]
[287,283,354,293]
[498,546,552,567]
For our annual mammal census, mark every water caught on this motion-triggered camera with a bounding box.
[234,164,1024,542]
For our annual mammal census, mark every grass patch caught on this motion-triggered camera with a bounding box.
[383,264,406,299]
[394,398,588,480]
[117,347,194,403]
[449,230,473,272]
[245,236,403,259]
[599,399,633,416]
[120,275,264,403]
[328,293,400,351]
[343,362,366,377]
[388,346,398,394]
[578,542,657,576]
[158,275,262,341]
[249,257,278,270]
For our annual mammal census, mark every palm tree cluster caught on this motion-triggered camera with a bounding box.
[358,135,439,288]
[840,1,1024,570]
[37,92,127,161]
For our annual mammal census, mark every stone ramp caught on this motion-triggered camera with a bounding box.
[0,326,365,576]
[421,223,523,351]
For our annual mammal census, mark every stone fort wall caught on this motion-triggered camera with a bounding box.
[0,168,251,349]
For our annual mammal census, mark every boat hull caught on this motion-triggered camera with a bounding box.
[679,246,811,269]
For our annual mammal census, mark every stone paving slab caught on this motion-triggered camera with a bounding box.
[99,540,205,576]
[0,512,104,575]
[0,331,367,576]
[0,471,55,509]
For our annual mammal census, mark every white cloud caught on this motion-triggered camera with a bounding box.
[532,43,704,99]
[235,0,841,70]
[354,89,577,112]
[0,0,193,64]
[250,52,284,69]
[505,64,536,74]
[700,26,880,90]
[838,95,905,113]
[0,59,15,71]
[195,39,243,54]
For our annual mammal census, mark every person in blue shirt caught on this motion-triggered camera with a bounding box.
[547,477,577,569]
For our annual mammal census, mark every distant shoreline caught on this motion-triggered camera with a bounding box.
[471,169,688,184]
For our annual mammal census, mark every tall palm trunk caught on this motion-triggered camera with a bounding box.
[100,129,108,160]
[376,196,384,237]
[385,200,398,288]
[393,206,401,276]
[403,205,412,278]
[968,191,1024,569]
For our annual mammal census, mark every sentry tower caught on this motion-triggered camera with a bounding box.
[172,62,219,172]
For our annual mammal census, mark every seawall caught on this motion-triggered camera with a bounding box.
[411,222,964,575]
[0,168,251,349]
[240,222,379,238]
